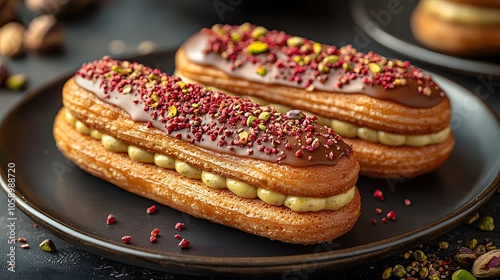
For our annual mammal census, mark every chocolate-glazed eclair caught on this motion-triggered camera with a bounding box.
[53,57,361,244]
[175,23,455,179]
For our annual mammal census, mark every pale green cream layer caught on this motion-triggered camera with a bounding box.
[65,111,354,212]
[175,72,451,147]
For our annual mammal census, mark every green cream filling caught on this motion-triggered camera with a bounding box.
[65,110,354,212]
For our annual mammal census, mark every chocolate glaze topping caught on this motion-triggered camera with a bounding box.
[75,57,352,167]
[182,23,446,108]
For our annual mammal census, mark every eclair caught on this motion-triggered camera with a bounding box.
[175,23,455,179]
[411,0,500,56]
[53,57,361,244]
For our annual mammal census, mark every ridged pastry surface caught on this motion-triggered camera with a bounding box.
[54,107,361,244]
[176,24,452,135]
[53,56,363,243]
[62,77,359,197]
[345,135,454,179]
[177,48,451,135]
[175,24,455,178]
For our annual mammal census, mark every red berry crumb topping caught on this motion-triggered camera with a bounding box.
[76,56,353,166]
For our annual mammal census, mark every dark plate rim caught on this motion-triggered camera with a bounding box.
[349,0,500,79]
[1,50,499,275]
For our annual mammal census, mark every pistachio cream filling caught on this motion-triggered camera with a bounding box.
[174,72,451,147]
[266,103,451,147]
[65,111,354,212]
[420,0,500,26]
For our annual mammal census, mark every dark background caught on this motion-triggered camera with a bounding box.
[1,1,499,279]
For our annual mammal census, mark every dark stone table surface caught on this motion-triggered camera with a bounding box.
[1,1,499,279]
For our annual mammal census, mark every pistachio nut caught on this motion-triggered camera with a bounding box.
[39,239,56,252]
[478,216,495,231]
[381,267,392,279]
[322,55,339,65]
[313,43,322,55]
[258,111,271,122]
[392,264,405,277]
[412,250,427,262]
[467,238,478,250]
[455,247,478,268]
[256,66,267,76]
[5,74,27,91]
[25,0,95,17]
[251,26,267,39]
[0,22,25,57]
[24,14,64,54]
[419,266,429,278]
[317,62,329,74]
[452,269,477,280]
[473,245,487,257]
[369,63,382,73]
[439,241,450,250]
[342,62,353,71]
[472,249,500,278]
[247,41,269,54]
[230,31,242,42]
[286,36,305,47]
[428,267,440,280]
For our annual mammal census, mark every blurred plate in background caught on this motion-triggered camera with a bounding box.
[350,0,500,79]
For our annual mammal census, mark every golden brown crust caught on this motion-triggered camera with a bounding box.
[53,108,361,244]
[175,48,451,135]
[411,3,500,56]
[176,46,455,178]
[62,77,359,198]
[345,133,454,179]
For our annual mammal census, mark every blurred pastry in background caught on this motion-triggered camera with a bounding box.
[411,0,500,56]
[24,14,64,54]
[0,21,25,57]
[0,0,17,26]
[25,0,95,17]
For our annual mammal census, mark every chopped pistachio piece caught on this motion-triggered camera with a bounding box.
[452,269,477,280]
[369,63,383,73]
[258,112,271,121]
[246,116,256,127]
[322,55,339,64]
[168,105,177,118]
[256,66,267,76]
[251,26,267,39]
[342,62,353,71]
[247,41,269,54]
[238,131,249,144]
[122,84,132,94]
[317,62,329,74]
[313,43,322,55]
[287,36,305,47]
[39,239,56,252]
[230,32,242,42]
[478,216,495,231]
[5,74,27,91]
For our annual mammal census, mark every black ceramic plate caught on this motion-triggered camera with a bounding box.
[349,0,500,79]
[1,50,499,277]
